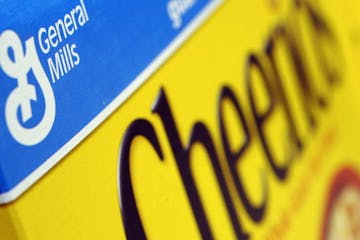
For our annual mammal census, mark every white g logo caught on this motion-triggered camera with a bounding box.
[0,30,55,146]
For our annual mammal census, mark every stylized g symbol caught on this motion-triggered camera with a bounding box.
[0,30,55,146]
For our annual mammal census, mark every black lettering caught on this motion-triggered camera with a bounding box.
[153,88,249,239]
[218,86,267,222]
[119,119,164,240]
[302,1,343,85]
[280,19,318,128]
[246,54,291,180]
[265,26,304,151]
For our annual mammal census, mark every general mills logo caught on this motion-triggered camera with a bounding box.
[0,30,55,146]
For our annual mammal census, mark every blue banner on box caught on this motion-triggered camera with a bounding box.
[0,0,221,202]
